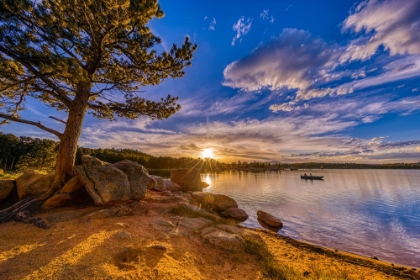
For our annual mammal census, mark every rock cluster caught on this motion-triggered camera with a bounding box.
[190,191,248,222]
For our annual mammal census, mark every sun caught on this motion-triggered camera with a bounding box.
[201,148,214,159]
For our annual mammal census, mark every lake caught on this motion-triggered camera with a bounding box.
[201,169,420,268]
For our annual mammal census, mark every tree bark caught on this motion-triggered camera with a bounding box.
[52,83,91,189]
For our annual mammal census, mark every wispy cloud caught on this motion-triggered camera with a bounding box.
[260,9,274,23]
[77,90,420,163]
[209,18,216,31]
[232,16,253,46]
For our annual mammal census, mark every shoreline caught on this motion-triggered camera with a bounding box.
[1,191,419,279]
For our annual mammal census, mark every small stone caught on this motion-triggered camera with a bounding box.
[149,244,167,250]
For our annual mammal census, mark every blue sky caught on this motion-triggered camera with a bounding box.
[2,0,420,163]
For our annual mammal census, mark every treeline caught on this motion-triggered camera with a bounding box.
[1,132,419,172]
[0,133,57,171]
[0,133,224,173]
[76,147,223,171]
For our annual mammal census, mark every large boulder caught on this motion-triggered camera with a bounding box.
[74,156,155,205]
[170,168,206,192]
[191,192,238,212]
[16,171,54,200]
[257,210,283,229]
[0,180,15,202]
[220,208,249,222]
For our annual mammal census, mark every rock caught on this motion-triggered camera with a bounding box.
[42,194,72,209]
[60,176,84,194]
[257,218,282,232]
[170,168,205,192]
[16,171,55,200]
[257,210,283,229]
[74,156,155,205]
[191,192,238,212]
[201,227,244,251]
[163,179,181,192]
[112,160,155,198]
[221,208,249,222]
[0,180,15,202]
[150,175,165,191]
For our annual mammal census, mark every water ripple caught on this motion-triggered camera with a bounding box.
[204,169,420,268]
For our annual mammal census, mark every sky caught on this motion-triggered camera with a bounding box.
[2,0,420,163]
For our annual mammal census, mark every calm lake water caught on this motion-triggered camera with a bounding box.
[201,169,420,268]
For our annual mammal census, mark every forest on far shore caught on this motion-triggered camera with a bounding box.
[1,132,419,174]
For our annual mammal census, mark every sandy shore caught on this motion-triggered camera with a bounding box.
[0,191,418,280]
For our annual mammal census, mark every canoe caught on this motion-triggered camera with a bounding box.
[300,175,324,180]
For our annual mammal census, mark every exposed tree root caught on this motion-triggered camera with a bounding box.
[0,188,55,227]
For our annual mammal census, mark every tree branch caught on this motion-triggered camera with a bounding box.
[49,115,67,124]
[0,113,62,139]
[0,46,74,108]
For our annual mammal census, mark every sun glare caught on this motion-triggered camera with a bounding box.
[201,148,214,159]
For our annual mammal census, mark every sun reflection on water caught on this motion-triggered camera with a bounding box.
[204,174,212,186]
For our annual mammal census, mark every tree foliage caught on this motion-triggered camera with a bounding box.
[0,0,196,122]
[0,0,197,185]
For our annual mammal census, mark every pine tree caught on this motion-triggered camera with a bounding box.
[0,0,197,188]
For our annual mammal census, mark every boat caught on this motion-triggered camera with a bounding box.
[300,175,324,180]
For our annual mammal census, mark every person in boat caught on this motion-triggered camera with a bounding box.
[310,173,312,176]
[304,173,307,176]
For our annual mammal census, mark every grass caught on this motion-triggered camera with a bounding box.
[0,170,22,180]
[243,235,356,280]
[243,235,296,279]
[171,204,224,223]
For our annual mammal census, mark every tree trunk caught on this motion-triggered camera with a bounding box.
[52,84,91,189]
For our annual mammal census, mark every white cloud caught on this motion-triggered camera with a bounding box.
[224,29,339,99]
[341,0,420,62]
[351,70,366,79]
[269,102,295,112]
[232,17,253,46]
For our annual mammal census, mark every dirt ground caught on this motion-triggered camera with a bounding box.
[0,191,418,280]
